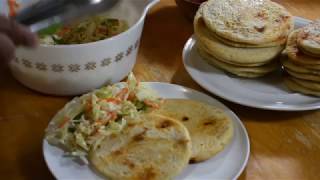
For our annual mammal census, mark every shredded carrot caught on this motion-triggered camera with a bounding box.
[144,100,160,109]
[116,88,129,100]
[108,111,118,121]
[95,120,107,127]
[57,27,70,36]
[128,92,136,101]
[95,111,117,126]
[8,0,19,17]
[90,128,100,136]
[95,119,103,124]
[58,117,70,128]
[91,112,117,136]
[102,98,121,104]
[97,27,108,34]
[85,99,92,113]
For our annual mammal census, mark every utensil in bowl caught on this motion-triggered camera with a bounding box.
[8,0,159,96]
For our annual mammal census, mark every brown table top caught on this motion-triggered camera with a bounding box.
[1,0,320,179]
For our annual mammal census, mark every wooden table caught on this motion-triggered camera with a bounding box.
[1,0,320,179]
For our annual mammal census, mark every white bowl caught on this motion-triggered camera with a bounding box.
[5,0,159,95]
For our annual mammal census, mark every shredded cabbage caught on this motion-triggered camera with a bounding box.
[45,73,161,162]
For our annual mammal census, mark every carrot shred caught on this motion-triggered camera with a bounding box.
[95,111,117,126]
[144,100,160,109]
[58,117,70,128]
[85,99,93,114]
[95,119,103,124]
[91,111,117,136]
[97,27,108,34]
[108,111,118,121]
[90,128,100,136]
[57,27,70,36]
[127,92,136,101]
[116,88,129,100]
[102,98,121,104]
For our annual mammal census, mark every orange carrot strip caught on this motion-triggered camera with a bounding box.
[116,88,129,100]
[95,119,103,124]
[108,111,118,121]
[58,117,70,128]
[57,27,70,36]
[91,112,117,136]
[128,92,136,101]
[144,100,160,109]
[102,98,121,104]
[85,99,92,114]
[95,111,117,126]
[97,27,108,34]
[90,128,100,136]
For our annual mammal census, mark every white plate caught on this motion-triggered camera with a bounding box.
[43,82,250,180]
[183,17,320,111]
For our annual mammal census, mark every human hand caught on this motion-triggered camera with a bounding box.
[0,15,37,62]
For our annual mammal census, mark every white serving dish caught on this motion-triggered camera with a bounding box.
[2,0,159,95]
[183,17,320,111]
[43,82,250,180]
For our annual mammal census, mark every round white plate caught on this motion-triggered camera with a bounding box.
[43,82,250,180]
[183,17,320,111]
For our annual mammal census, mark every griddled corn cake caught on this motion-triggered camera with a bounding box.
[153,99,234,163]
[297,20,320,57]
[284,77,320,96]
[89,114,191,180]
[197,44,278,78]
[282,21,320,96]
[282,58,320,74]
[194,0,292,78]
[201,0,293,46]
[194,14,284,65]
[287,30,320,65]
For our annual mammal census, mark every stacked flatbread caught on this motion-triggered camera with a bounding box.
[282,20,320,96]
[194,0,293,78]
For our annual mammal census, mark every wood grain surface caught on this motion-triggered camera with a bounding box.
[0,0,320,179]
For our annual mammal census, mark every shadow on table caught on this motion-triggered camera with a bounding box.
[229,104,316,122]
[0,67,63,179]
[19,143,55,180]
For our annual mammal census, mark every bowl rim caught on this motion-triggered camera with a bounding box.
[37,0,158,49]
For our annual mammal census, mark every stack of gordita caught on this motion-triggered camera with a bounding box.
[194,0,294,78]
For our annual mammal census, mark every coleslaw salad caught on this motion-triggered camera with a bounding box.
[45,73,162,163]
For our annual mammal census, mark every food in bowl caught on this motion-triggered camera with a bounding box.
[38,16,128,45]
[9,0,160,96]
